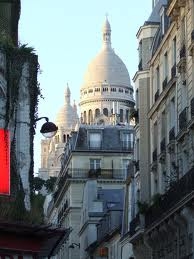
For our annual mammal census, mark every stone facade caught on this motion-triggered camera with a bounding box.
[124,0,194,259]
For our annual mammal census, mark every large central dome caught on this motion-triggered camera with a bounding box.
[83,47,131,88]
[81,18,131,89]
[79,18,134,126]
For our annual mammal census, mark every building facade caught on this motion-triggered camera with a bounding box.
[45,18,135,259]
[125,0,194,259]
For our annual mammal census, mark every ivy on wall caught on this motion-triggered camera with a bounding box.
[0,34,43,223]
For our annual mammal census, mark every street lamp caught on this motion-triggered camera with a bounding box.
[68,243,80,249]
[36,117,58,138]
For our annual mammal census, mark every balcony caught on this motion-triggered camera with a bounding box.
[145,166,194,228]
[154,89,159,102]
[162,77,168,91]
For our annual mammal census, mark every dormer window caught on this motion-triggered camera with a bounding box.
[89,132,102,149]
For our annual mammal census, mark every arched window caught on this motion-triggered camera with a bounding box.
[63,134,66,143]
[126,110,129,123]
[120,109,123,122]
[95,108,100,118]
[103,108,108,116]
[84,111,87,123]
[88,110,93,124]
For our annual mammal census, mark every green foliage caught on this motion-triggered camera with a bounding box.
[33,177,45,192]
[137,200,149,214]
[45,176,57,193]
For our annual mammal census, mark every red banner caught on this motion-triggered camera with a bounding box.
[0,129,10,195]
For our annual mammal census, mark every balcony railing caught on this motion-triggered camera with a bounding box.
[152,148,157,162]
[154,89,159,102]
[145,166,194,228]
[169,127,175,141]
[160,137,166,153]
[180,44,186,59]
[171,63,176,79]
[63,168,125,180]
[179,107,188,131]
[162,77,168,91]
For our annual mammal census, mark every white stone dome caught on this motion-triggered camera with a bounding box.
[82,47,131,88]
[81,18,131,89]
[55,85,78,129]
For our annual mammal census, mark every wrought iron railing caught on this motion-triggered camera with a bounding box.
[145,166,194,227]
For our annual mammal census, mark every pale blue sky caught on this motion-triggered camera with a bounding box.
[19,0,152,173]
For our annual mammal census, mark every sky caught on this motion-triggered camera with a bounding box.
[19,0,152,173]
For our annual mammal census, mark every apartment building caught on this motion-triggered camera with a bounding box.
[124,0,194,258]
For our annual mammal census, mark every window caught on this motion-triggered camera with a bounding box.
[156,66,160,91]
[88,109,93,124]
[90,159,101,170]
[122,159,130,178]
[172,37,176,65]
[153,121,158,149]
[103,108,108,116]
[164,52,168,80]
[121,133,133,150]
[169,98,175,129]
[89,132,101,149]
[95,108,100,118]
[120,109,123,122]
[161,110,166,138]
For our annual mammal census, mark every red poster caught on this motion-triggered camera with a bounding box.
[0,129,10,195]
